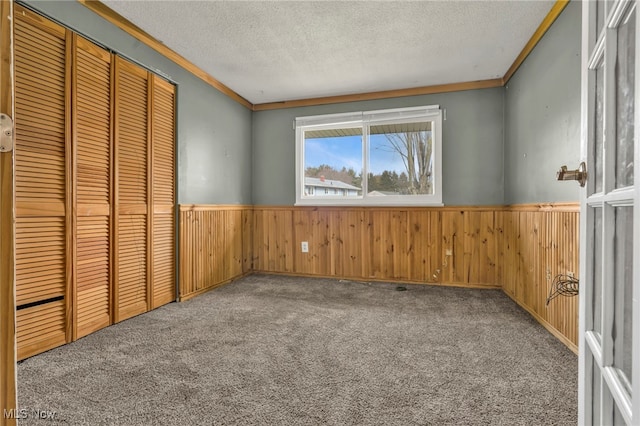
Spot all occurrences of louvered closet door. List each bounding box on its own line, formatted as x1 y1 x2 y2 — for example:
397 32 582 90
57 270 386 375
151 76 176 308
114 57 149 322
73 36 112 338
13 7 70 359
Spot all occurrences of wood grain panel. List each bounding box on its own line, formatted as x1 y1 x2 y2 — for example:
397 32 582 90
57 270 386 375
152 214 174 307
407 210 441 283
76 216 110 337
115 57 147 206
15 217 66 305
14 14 66 206
116 214 147 320
1 0 16 418
179 205 253 301
13 7 70 361
253 208 294 273
16 300 66 361
74 35 111 339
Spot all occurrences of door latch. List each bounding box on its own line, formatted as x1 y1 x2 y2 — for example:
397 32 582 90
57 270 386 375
556 162 587 187
0 113 14 152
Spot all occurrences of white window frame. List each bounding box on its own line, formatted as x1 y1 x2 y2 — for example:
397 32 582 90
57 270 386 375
295 105 443 206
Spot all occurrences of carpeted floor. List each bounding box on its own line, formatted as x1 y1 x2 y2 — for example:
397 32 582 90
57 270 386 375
17 274 577 425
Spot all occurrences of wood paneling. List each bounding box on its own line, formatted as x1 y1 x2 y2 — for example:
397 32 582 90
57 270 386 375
252 204 580 350
13 7 70 360
254 206 503 287
179 205 253 301
73 35 111 339
499 207 580 351
0 0 16 420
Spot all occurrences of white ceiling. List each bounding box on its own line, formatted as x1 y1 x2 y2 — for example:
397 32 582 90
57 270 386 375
101 0 556 105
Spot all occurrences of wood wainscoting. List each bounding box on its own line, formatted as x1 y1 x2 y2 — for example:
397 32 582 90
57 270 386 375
498 204 579 352
252 204 579 350
178 205 253 301
253 206 503 287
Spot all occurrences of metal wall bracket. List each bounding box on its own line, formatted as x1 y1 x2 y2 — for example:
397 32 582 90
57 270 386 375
0 113 14 152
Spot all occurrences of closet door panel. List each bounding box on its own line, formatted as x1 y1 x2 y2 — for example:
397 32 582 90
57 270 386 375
115 57 149 321
74 36 112 338
13 6 69 359
152 77 176 308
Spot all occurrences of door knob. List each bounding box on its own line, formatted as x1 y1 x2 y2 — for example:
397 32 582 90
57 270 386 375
556 162 587 187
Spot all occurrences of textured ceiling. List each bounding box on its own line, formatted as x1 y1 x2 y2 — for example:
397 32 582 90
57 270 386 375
101 0 556 105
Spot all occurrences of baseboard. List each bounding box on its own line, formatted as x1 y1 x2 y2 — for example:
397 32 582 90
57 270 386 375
178 271 252 302
252 270 502 289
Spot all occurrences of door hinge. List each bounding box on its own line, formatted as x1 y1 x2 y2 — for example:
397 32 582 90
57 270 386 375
0 113 14 152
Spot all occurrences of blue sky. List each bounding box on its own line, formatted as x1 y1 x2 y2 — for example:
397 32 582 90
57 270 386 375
305 135 407 175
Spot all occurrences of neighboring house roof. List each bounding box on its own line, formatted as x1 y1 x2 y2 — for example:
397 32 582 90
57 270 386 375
304 177 361 191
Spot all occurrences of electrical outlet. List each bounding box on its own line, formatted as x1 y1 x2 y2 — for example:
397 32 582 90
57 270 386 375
301 241 309 253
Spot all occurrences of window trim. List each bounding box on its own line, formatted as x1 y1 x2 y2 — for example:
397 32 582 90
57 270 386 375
295 105 443 206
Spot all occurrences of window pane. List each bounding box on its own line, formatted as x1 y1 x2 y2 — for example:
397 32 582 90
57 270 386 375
593 207 603 338
593 361 602 424
594 63 604 193
597 1 613 34
368 121 434 196
303 128 363 198
613 206 633 389
613 401 626 426
615 9 635 188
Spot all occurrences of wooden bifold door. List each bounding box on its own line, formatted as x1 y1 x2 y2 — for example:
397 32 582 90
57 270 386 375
13 5 176 360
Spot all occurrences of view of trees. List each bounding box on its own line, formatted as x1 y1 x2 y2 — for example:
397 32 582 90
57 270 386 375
380 131 433 194
305 131 433 195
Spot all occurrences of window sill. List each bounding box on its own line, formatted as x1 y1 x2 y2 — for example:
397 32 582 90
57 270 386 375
295 199 444 207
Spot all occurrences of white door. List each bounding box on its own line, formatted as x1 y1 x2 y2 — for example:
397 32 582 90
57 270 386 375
579 1 639 424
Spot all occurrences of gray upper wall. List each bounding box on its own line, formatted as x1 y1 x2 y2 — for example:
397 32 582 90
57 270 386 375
21 1 253 205
504 1 581 204
252 89 505 206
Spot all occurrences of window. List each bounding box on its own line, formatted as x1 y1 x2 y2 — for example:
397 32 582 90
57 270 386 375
295 105 443 206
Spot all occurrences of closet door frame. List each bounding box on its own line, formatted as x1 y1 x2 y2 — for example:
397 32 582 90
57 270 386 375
1 0 16 420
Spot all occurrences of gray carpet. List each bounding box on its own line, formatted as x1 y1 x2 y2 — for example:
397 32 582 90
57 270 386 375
17 274 577 425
